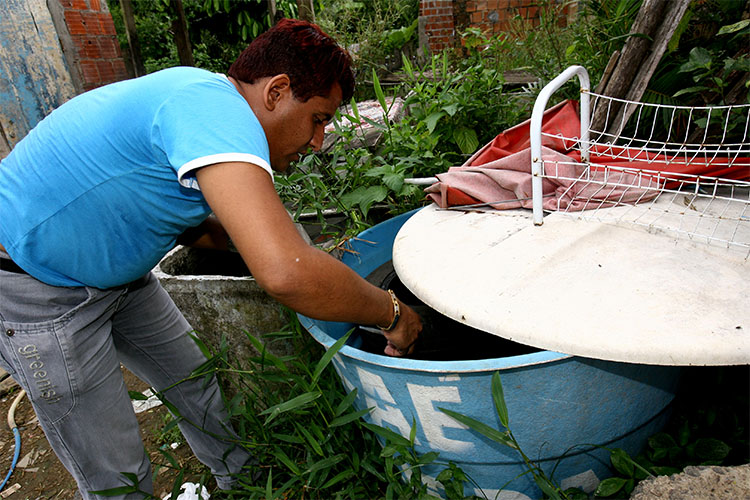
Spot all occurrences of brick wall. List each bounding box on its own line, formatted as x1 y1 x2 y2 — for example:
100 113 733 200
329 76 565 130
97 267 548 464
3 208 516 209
420 0 574 54
55 0 128 91
420 1 456 53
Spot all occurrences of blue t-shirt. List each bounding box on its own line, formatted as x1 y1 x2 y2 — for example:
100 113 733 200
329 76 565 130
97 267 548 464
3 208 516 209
0 67 272 288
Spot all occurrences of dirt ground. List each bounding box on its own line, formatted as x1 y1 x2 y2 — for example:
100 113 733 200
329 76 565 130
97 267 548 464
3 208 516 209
0 367 207 500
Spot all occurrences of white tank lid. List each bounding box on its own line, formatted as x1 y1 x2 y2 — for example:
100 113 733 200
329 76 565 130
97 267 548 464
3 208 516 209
392 204 750 366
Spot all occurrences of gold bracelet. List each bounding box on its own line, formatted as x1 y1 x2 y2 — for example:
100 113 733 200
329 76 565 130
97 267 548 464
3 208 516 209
378 289 401 332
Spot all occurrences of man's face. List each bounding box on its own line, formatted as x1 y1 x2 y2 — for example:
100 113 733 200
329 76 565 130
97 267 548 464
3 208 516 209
267 83 343 173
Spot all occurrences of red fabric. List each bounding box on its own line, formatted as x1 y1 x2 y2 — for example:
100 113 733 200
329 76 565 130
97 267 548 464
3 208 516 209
426 100 750 210
470 100 581 163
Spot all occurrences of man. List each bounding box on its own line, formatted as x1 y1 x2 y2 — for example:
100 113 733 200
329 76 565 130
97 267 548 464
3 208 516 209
0 18 421 499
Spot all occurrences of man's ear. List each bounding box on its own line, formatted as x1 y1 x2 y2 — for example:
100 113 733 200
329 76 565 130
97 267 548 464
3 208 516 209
263 74 291 111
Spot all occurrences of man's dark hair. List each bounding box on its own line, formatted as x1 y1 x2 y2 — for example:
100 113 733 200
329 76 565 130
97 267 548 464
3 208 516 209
228 18 354 103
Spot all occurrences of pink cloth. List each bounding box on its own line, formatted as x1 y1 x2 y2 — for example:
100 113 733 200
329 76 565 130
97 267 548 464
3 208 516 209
425 100 750 211
425 146 661 211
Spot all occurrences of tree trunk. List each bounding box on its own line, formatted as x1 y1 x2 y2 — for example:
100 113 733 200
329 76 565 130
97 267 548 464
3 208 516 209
118 0 145 77
297 0 315 22
171 0 194 67
590 0 690 138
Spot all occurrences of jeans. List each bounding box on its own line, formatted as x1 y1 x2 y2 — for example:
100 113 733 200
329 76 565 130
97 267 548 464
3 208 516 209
0 256 251 499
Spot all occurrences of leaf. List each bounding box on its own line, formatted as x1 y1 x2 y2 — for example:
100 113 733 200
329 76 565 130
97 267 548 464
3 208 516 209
453 127 479 155
381 172 404 193
534 474 562 500
562 487 589 500
259 392 321 425
341 185 386 213
688 47 713 68
649 432 677 450
362 117 388 132
312 329 352 383
491 372 509 428
188 332 213 359
158 448 180 469
418 451 440 465
610 448 635 477
329 407 372 427
402 53 414 79
297 423 325 456
265 469 273 500
409 417 418 445
436 468 453 482
425 111 445 133
595 477 627 497
360 457 386 482
161 415 182 436
272 449 301 475
272 432 304 444
305 454 346 475
372 69 389 116
90 485 138 496
169 469 184 500
349 97 361 124
651 447 668 461
381 444 398 458
321 469 355 489
242 330 287 372
128 390 148 401
362 422 411 447
442 103 459 116
334 388 359 417
717 19 750 35
358 186 389 216
694 438 731 461
386 482 395 500
624 478 635 495
438 407 517 449
156 394 181 417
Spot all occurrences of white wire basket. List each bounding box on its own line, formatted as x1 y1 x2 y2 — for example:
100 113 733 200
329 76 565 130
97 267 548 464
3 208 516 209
530 66 750 258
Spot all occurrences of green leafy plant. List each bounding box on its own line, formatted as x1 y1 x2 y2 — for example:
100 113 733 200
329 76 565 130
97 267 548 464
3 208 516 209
641 0 749 108
199 0 308 41
155 412 185 447
317 0 419 93
675 45 750 105
593 448 653 498
278 51 535 246
176 309 445 499
439 372 588 500
564 0 643 84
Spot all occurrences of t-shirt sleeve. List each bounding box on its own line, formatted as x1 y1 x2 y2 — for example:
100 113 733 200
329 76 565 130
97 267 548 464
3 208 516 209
151 77 272 189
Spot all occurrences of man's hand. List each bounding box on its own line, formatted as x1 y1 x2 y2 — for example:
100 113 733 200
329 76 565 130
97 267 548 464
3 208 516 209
383 298 422 357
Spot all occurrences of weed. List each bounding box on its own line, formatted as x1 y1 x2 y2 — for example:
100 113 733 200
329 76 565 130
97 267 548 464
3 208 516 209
155 412 185 448
190 309 441 498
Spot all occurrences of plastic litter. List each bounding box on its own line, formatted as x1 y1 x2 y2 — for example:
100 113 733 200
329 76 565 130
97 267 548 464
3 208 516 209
132 389 163 413
161 482 210 500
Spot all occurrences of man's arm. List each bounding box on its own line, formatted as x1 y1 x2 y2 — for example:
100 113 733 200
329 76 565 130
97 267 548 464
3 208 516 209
176 215 230 250
195 162 421 355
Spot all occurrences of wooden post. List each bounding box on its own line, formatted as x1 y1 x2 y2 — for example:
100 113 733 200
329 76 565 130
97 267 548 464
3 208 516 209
118 0 145 76
297 0 315 22
590 0 690 138
171 0 194 67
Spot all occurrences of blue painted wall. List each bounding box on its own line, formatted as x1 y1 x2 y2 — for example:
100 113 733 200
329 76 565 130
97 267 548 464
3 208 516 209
0 0 76 157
